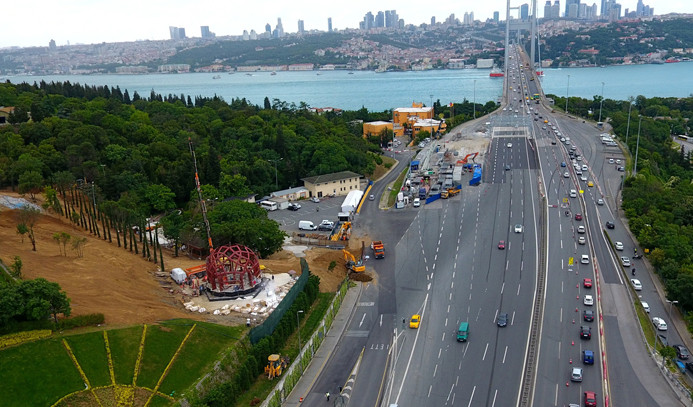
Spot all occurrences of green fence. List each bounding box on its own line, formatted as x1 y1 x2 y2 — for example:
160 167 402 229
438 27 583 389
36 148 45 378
249 258 309 344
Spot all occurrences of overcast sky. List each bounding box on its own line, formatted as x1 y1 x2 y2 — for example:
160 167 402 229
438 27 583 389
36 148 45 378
2 0 689 48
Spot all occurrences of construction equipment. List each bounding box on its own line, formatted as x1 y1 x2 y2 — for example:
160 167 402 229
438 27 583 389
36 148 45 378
447 188 460 197
265 354 289 379
343 249 365 273
456 152 479 165
371 241 385 259
440 189 449 199
331 221 352 241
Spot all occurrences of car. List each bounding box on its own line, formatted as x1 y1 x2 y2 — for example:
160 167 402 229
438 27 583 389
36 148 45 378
497 313 508 327
578 225 586 234
686 362 693 375
581 254 589 264
609 158 615 164
578 236 586 245
581 175 588 182
621 256 631 267
616 159 622 164
583 278 592 288
583 350 595 365
570 189 577 198
582 165 588 171
498 240 506 250
673 345 690 360
413 198 420 207
606 221 615 229
410 314 421 329
575 169 582 176
584 295 594 306
287 203 301 211
580 325 592 339
505 164 511 171
310 197 320 203
514 224 523 233
588 181 594 187
551 139 556 144
561 161 567 167
571 367 583 382
577 156 583 161
369 194 375 201
617 166 625 172
584 391 597 407
318 220 335 231
641 301 650 313
652 317 668 331
564 172 570 178
657 334 668 346
615 241 624 251
575 213 583 221
507 142 512 148
630 279 642 290
597 198 604 205
583 310 595 322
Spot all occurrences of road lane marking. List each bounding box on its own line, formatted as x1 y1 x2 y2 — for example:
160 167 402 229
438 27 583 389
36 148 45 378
501 282 505 294
482 343 489 361
467 385 476 407
516 284 521 295
560 307 563 323
451 281 454 289
438 348 442 359
380 314 383 327
502 346 508 363
359 313 366 327
511 311 516 325
492 389 499 407
428 384 432 397
433 364 438 377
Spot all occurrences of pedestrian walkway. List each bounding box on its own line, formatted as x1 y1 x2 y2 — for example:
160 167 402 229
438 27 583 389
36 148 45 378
283 282 362 406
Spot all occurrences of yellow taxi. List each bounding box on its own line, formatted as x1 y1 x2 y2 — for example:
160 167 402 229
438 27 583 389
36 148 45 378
588 181 594 187
410 314 421 329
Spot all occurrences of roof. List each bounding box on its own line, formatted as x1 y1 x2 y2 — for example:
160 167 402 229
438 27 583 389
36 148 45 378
395 107 432 114
0 106 15 114
270 186 308 197
365 121 391 126
302 171 361 185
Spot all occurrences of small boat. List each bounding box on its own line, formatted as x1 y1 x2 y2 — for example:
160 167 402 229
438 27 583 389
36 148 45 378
348 72 354 74
246 73 253 76
270 71 277 75
489 69 504 77
212 75 221 79
535 71 544 76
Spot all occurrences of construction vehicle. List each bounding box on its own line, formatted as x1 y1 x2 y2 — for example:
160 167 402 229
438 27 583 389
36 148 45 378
371 241 385 259
440 189 449 199
456 152 479 165
447 187 460 197
265 354 289 379
343 249 365 273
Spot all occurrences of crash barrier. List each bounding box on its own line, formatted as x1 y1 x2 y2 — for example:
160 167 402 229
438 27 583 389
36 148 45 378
249 259 309 344
261 278 350 407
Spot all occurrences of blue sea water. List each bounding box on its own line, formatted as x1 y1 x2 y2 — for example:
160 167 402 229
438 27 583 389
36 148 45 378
5 62 692 111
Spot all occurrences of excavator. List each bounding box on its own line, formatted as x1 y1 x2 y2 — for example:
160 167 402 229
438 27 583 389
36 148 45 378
342 249 365 273
456 152 478 165
265 354 289 379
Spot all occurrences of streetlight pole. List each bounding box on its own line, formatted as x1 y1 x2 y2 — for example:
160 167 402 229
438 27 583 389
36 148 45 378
625 96 633 146
634 116 642 174
267 158 283 189
296 310 304 352
565 74 570 114
429 94 433 111
473 80 477 119
598 81 605 123
666 300 678 318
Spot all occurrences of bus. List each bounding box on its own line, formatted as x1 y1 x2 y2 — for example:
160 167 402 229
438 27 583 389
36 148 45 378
677 135 689 141
260 200 278 211
532 93 541 100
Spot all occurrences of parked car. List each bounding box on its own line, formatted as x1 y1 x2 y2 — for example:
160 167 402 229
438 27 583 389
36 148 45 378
673 345 690 360
310 197 320 203
580 325 592 339
652 317 668 331
413 198 421 207
287 202 301 211
318 220 335 231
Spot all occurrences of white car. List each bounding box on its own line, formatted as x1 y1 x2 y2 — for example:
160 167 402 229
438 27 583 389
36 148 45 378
570 189 577 198
310 197 320 203
609 158 615 164
582 165 588 171
564 172 570 178
578 225 586 234
514 224 523 233
652 317 668 331
615 241 624 251
631 279 642 291
507 142 513 148
621 256 631 267
578 236 586 245
581 176 588 182
581 254 589 264
641 301 650 313
584 295 594 306
413 198 421 207
597 198 604 205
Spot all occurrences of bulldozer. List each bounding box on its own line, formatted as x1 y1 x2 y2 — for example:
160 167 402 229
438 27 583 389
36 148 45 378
343 249 365 273
265 354 289 379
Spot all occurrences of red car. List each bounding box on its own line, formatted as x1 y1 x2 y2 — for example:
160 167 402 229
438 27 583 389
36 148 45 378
498 240 505 250
575 213 583 221
583 278 592 288
584 391 597 407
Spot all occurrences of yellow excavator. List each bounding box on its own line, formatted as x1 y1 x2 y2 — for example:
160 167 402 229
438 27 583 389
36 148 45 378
343 249 365 273
265 354 289 379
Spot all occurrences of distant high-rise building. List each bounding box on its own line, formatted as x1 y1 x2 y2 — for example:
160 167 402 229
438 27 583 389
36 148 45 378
544 1 552 18
49 39 56 49
201 26 213 38
265 23 271 34
375 11 385 27
242 30 249 40
521 3 529 20
565 0 579 17
274 18 284 38
298 19 305 34
363 12 374 30
431 16 436 25
493 11 500 22
169 26 186 40
601 0 608 17
385 10 398 28
446 14 456 25
328 17 332 32
552 1 561 18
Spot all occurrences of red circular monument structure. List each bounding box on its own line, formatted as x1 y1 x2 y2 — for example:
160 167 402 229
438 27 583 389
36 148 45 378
205 244 262 293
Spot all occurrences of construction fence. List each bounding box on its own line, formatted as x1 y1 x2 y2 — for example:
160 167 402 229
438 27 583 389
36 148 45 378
261 278 350 407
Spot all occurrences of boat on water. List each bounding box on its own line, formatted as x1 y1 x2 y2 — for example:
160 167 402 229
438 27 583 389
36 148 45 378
489 69 504 78
212 75 221 79
535 71 544 76
246 73 253 76
665 58 680 63
348 72 354 74
270 71 277 75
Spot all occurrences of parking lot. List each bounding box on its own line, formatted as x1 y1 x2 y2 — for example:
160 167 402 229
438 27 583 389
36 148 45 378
266 195 345 234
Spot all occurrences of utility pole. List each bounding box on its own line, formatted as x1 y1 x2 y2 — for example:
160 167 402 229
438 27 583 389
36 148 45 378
598 81 605 123
268 158 283 189
625 96 634 146
634 116 642 174
473 80 477 119
565 75 570 114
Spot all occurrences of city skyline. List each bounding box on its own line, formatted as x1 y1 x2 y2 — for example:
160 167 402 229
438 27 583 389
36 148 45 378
2 0 690 48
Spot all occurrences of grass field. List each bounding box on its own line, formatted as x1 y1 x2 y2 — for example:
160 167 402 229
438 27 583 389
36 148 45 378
0 320 243 406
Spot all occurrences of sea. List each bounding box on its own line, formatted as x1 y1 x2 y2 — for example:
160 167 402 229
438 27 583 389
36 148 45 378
4 62 692 112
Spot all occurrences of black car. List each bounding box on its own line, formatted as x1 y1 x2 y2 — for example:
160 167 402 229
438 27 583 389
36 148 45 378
287 203 301 211
606 221 615 229
497 313 508 327
583 310 595 322
580 325 591 339
673 345 690 360
686 362 693 374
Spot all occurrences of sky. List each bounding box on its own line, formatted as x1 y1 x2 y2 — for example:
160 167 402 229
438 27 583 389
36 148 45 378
2 0 690 48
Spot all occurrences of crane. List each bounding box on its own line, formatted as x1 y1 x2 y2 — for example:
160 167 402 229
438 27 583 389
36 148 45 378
189 138 214 252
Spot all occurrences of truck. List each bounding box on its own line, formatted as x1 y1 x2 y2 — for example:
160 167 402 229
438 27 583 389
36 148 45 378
418 187 428 199
440 187 459 199
371 241 385 259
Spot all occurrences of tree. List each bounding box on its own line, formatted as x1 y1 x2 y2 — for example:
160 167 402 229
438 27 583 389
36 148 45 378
9 256 22 279
207 201 286 257
17 206 40 251
72 237 87 258
18 171 44 200
264 97 272 110
160 210 185 257
143 184 176 213
42 186 63 214
52 232 71 256
17 278 71 324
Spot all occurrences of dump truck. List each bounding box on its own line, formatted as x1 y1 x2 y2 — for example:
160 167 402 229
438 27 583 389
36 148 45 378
371 241 385 259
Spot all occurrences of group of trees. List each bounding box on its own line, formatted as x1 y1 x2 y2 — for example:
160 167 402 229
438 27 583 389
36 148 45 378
550 93 693 315
0 278 71 331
